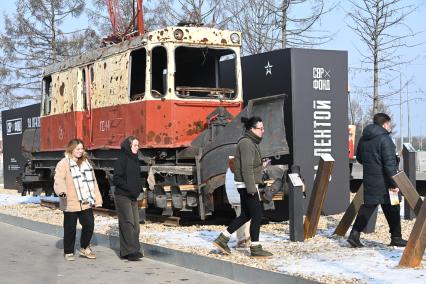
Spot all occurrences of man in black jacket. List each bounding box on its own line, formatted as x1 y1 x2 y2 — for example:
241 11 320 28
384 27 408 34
348 113 407 248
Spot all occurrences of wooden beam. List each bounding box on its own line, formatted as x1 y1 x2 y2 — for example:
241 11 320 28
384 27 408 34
162 184 197 191
304 154 334 240
399 198 426 267
334 185 364 236
392 171 423 215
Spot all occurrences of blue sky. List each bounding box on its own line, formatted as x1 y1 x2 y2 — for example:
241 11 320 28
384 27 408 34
1 0 425 138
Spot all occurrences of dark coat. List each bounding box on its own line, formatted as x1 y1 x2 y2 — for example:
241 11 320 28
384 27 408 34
113 138 143 200
356 123 398 205
234 130 263 194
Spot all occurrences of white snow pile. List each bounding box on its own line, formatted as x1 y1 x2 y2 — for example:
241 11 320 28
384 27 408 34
0 194 59 206
271 238 426 284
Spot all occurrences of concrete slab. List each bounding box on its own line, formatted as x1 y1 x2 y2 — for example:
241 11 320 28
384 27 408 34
0 213 317 284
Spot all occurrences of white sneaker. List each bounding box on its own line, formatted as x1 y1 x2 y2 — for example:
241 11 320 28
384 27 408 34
64 253 75 261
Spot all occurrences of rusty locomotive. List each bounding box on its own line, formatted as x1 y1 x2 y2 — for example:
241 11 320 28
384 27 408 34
19 23 289 220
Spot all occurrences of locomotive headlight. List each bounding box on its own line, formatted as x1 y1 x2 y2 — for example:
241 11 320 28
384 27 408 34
230 33 240 44
174 29 184 40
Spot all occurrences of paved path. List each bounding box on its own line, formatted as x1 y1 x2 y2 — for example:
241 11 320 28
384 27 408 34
0 221 242 284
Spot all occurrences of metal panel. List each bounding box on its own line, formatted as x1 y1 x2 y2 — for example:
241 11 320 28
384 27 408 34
1 104 41 188
195 94 289 183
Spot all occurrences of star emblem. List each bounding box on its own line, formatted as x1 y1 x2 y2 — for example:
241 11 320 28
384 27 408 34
265 61 273 76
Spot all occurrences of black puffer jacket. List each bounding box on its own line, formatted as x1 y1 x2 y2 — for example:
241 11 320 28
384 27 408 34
356 123 398 205
113 138 143 200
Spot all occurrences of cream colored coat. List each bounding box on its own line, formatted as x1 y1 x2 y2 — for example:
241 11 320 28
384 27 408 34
54 157 103 212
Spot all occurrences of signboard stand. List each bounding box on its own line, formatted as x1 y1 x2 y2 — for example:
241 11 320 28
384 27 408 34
402 143 416 220
288 172 304 242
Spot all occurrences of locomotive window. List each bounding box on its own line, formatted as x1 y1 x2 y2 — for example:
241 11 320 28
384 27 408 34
174 47 237 99
151 46 167 98
130 48 146 101
42 76 52 115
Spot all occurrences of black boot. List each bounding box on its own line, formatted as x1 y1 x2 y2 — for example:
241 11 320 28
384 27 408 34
250 244 273 258
347 230 364 248
213 233 231 255
389 237 407 247
127 252 142 261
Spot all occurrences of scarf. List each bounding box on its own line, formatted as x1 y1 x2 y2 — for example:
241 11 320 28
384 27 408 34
67 156 96 206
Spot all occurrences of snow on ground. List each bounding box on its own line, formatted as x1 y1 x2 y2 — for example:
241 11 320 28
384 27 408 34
0 191 425 284
271 237 426 284
0 193 59 206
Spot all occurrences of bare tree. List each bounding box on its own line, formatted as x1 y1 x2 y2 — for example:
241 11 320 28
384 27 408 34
88 0 141 39
225 0 279 55
144 0 229 29
225 0 335 55
349 98 397 149
347 0 418 114
0 0 98 106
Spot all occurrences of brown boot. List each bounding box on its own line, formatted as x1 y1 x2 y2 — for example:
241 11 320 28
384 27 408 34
213 233 231 255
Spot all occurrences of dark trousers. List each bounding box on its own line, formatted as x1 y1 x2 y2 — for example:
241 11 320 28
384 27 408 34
63 208 94 254
353 204 402 238
114 194 141 257
227 188 263 242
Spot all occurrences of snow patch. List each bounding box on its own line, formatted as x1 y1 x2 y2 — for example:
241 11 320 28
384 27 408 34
0 194 59 206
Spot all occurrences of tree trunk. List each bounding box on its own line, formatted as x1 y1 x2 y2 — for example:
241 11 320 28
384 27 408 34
372 2 380 114
281 0 289 49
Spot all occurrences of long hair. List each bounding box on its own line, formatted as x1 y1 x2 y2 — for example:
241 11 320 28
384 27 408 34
65 138 88 166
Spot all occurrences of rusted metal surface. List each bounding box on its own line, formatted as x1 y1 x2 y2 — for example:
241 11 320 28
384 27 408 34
193 94 289 184
41 98 242 151
90 99 242 149
44 27 240 76
176 86 235 99
145 214 181 226
40 112 78 151
304 154 334 240
48 70 78 115
334 184 364 236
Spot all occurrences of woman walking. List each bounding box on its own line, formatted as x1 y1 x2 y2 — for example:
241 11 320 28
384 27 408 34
213 116 273 258
54 138 103 261
113 136 144 261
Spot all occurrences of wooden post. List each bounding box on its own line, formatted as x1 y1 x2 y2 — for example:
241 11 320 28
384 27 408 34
399 198 426 268
334 185 363 236
402 143 417 220
303 154 334 240
288 173 304 242
196 149 206 220
392 171 423 216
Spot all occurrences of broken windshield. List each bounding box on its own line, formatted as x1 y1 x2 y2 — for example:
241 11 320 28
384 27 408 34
174 46 237 99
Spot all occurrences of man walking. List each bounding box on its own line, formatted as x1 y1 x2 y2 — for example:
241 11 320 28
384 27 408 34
348 113 407 248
